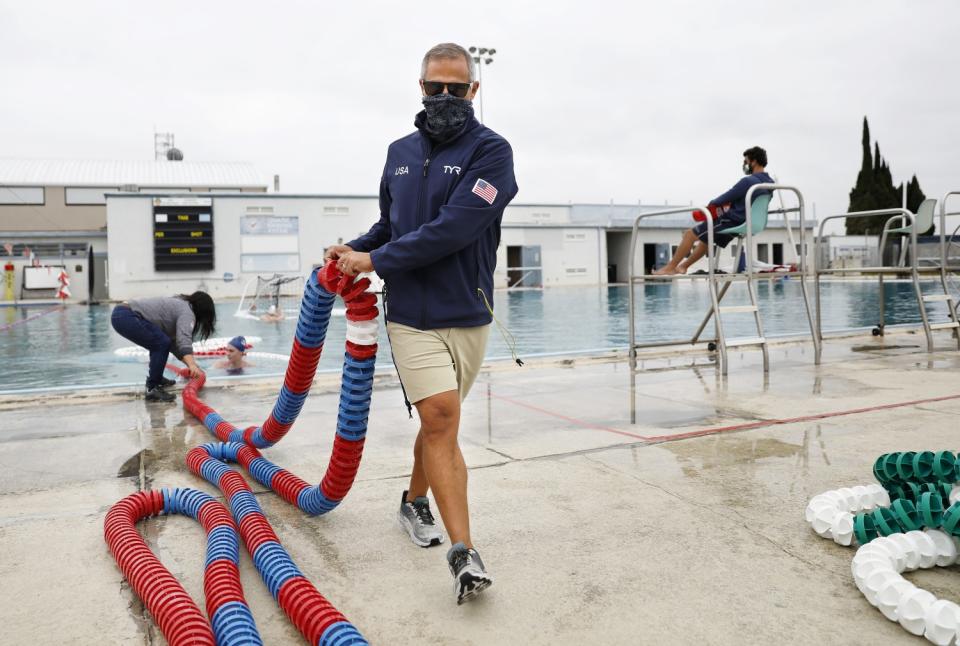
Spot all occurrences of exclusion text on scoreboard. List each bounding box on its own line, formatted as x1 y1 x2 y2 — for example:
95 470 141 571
152 197 214 271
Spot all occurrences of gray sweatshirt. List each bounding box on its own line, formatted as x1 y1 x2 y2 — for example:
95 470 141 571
128 297 196 359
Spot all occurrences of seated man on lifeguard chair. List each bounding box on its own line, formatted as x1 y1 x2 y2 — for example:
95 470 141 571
654 146 774 275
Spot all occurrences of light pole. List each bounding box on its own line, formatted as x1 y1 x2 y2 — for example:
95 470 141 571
468 46 496 123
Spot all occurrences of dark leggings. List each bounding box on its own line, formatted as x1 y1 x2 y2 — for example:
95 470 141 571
111 305 171 389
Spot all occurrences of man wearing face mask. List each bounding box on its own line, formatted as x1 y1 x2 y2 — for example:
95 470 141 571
654 146 773 275
325 42 518 605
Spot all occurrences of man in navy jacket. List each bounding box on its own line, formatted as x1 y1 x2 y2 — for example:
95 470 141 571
328 42 517 605
654 146 774 275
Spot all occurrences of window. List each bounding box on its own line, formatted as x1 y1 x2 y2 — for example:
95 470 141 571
65 187 118 205
0 186 44 205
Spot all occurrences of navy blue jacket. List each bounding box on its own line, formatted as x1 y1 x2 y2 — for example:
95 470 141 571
347 113 518 330
709 172 774 224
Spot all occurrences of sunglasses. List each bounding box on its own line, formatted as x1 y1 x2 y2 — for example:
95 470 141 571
422 80 472 98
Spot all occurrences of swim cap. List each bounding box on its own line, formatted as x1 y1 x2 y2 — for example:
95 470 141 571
228 336 246 353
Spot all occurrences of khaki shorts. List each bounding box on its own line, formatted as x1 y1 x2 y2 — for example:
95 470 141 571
386 322 491 404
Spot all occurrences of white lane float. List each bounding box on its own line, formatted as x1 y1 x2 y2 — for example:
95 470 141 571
806 473 960 645
114 336 265 358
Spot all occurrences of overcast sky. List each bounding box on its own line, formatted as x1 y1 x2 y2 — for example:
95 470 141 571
2 1 958 231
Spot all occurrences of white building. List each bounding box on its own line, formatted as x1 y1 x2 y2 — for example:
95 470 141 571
500 201 812 287
104 192 812 300
0 158 267 302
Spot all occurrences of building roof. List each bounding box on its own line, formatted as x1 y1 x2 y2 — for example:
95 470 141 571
0 158 266 188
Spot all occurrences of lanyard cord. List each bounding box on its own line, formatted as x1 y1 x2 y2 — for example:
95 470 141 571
477 287 523 367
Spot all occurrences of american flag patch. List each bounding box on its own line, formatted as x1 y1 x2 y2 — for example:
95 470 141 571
472 178 498 205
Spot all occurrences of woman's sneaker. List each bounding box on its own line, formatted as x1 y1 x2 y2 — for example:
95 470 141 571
447 542 493 605
397 490 444 547
145 386 175 402
145 377 177 389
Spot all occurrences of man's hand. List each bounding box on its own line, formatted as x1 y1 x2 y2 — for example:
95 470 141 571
324 244 353 264
336 251 374 276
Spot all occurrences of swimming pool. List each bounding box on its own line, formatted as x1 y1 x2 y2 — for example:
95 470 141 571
0 280 953 393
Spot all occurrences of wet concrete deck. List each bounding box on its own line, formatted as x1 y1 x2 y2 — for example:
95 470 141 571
1 330 959 645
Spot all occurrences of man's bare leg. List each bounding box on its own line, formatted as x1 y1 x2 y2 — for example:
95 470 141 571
414 389 471 547
678 241 710 272
407 431 429 500
653 229 700 275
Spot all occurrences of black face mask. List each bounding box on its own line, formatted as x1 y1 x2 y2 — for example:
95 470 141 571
420 94 474 141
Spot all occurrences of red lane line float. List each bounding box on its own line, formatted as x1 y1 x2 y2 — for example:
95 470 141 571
105 262 375 645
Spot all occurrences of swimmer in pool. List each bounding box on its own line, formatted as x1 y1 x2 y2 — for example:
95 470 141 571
214 336 253 373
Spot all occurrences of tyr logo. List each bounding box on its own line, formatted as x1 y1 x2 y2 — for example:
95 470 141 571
395 166 409 175
443 165 462 175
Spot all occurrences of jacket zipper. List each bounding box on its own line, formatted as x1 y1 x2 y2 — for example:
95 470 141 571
415 132 460 329
418 155 430 329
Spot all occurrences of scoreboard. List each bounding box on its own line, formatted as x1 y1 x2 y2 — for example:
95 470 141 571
153 197 214 271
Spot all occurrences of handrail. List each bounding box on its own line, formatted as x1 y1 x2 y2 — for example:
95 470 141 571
942 192 960 271
744 184 818 363
813 208 923 359
744 183 807 274
815 209 917 274
878 215 911 267
627 205 714 366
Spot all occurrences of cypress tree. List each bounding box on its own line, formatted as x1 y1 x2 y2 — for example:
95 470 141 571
847 118 875 228
845 117 926 235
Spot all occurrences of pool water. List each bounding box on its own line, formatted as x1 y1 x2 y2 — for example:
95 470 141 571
0 280 953 393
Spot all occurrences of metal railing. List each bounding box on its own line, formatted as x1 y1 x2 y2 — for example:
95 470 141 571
627 183 818 375
814 204 960 359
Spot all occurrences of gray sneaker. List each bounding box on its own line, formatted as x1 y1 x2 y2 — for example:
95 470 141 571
447 542 493 605
397 490 444 547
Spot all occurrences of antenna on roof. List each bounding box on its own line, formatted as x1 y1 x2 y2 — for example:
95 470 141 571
154 131 176 161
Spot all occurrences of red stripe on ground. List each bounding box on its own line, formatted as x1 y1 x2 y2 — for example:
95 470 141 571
489 389 960 445
642 392 960 443
487 392 650 440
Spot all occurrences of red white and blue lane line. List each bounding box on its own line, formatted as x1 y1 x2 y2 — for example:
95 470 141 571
187 444 364 645
181 263 378 515
104 488 260 646
105 262 376 645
